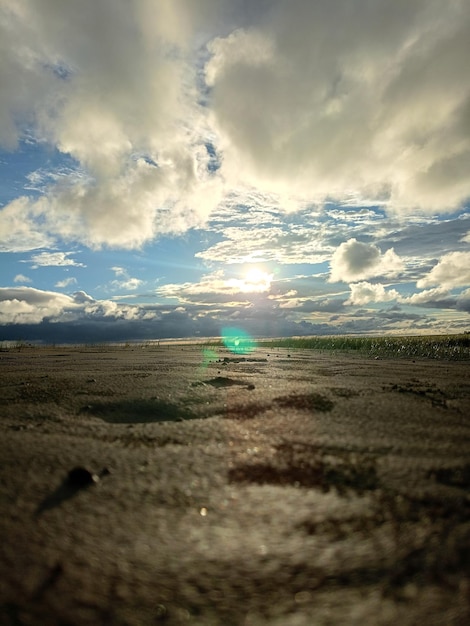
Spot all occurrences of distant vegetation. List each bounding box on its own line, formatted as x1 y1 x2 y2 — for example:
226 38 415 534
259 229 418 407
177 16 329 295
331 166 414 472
259 334 470 361
2 333 469 360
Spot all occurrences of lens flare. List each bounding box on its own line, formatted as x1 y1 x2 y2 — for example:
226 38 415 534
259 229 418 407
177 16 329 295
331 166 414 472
201 348 218 368
221 326 256 354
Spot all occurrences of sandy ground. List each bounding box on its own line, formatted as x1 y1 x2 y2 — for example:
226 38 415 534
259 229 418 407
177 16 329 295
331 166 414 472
0 344 469 625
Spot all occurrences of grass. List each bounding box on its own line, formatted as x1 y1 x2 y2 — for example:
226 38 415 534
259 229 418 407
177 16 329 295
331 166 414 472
259 334 470 360
2 334 469 360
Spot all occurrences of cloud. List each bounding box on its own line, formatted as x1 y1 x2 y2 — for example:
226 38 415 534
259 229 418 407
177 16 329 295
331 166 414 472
197 197 333 264
205 0 470 212
72 290 95 305
0 287 76 324
0 282 466 343
110 267 126 277
346 282 400 306
156 269 262 304
13 274 32 284
456 288 470 313
378 214 470 259
27 251 86 269
197 196 393 266
108 266 144 292
329 238 403 283
0 0 224 249
0 198 55 252
2 0 470 256
55 277 77 289
24 165 89 194
417 251 470 289
403 287 455 307
0 3 56 150
0 286 141 325
111 278 144 292
346 281 470 312
279 297 346 313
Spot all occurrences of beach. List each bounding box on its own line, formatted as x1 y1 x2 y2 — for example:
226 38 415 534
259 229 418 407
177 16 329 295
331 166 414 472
1 344 469 625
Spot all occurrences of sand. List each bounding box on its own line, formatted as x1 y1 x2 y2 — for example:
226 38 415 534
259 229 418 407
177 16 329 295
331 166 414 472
0 344 469 625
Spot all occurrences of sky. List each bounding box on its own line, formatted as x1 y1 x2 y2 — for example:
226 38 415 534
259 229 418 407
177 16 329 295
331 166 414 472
1 0 470 343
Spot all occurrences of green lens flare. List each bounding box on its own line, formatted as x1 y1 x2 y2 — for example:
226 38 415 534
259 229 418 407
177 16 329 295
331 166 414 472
201 348 218 368
221 327 256 355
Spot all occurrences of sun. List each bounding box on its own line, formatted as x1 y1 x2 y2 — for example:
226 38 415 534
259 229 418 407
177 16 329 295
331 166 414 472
238 267 273 293
225 266 274 294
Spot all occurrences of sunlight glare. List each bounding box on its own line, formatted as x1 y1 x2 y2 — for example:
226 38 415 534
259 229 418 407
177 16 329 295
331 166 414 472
221 326 256 354
238 267 273 293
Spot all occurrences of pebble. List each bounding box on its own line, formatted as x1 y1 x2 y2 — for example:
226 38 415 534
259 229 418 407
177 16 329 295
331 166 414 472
67 467 98 487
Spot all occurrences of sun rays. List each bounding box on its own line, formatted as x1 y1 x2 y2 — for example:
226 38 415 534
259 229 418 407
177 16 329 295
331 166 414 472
228 267 274 294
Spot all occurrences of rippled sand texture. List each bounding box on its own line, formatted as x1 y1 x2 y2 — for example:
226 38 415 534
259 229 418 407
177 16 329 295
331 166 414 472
1 345 469 625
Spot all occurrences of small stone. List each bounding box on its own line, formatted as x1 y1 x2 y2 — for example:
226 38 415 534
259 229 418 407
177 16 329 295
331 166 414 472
67 467 97 487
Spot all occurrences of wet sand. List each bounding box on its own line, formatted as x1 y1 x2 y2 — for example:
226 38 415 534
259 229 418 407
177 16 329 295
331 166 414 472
0 344 469 625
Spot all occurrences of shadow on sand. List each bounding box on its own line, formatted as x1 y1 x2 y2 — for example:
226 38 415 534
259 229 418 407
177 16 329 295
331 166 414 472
81 398 197 424
35 468 108 517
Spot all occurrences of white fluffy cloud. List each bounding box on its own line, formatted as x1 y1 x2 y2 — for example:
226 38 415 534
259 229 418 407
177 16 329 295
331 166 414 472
206 0 470 212
0 0 225 249
108 267 143 292
0 286 147 325
346 282 400 306
1 0 470 254
417 251 470 290
55 277 77 289
0 198 54 252
13 274 32 284
0 287 76 324
28 251 85 268
329 238 403 283
403 287 453 306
